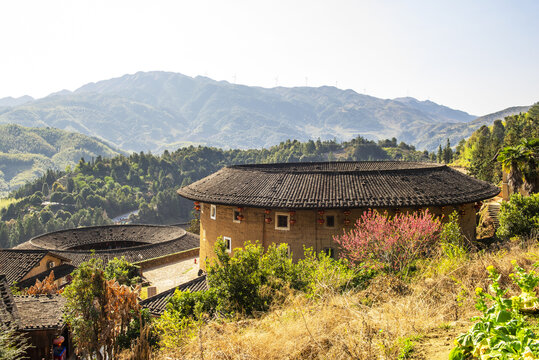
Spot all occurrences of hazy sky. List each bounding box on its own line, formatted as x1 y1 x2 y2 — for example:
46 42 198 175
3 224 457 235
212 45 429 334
0 0 537 115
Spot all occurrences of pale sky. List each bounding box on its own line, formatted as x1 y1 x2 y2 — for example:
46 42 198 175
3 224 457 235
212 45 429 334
0 0 537 115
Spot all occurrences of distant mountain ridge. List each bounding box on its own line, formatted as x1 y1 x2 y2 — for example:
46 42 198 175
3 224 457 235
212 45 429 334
0 124 122 196
0 71 530 152
0 95 34 107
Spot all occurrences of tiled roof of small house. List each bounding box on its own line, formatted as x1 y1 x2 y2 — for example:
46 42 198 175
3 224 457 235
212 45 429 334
0 274 20 327
13 295 66 330
177 161 500 209
140 275 208 316
16 263 77 289
0 249 69 285
14 225 200 266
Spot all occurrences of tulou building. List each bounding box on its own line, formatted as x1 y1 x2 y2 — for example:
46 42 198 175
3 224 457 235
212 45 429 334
177 161 500 268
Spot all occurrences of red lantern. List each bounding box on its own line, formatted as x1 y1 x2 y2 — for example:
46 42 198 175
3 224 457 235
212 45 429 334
317 218 325 224
344 219 351 226
194 201 200 206
237 214 244 221
290 219 296 225
237 207 244 212
264 209 271 215
343 210 351 216
194 205 201 211
289 210 296 216
265 217 272 224
318 210 325 216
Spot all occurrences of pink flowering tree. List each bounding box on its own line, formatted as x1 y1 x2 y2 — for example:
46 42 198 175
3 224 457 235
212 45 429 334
334 209 442 273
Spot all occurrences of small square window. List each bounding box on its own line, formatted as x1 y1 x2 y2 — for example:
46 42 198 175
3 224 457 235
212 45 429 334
233 210 241 223
223 236 232 253
323 248 335 258
325 215 335 228
210 205 216 220
275 213 290 230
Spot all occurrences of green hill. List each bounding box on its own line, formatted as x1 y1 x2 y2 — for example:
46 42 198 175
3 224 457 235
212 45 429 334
0 124 122 196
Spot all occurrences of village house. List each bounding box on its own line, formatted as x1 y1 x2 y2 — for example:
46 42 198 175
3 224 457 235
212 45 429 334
177 161 500 269
0 274 72 360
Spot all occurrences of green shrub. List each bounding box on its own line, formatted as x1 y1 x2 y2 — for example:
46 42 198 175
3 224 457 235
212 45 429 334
450 264 539 359
104 257 141 286
440 211 467 259
496 193 539 239
296 247 375 298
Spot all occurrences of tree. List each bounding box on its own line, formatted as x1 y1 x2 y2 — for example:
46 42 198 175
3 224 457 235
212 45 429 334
104 257 141 286
443 138 453 164
0 327 31 360
63 258 141 360
497 138 538 194
333 209 442 273
437 144 443 163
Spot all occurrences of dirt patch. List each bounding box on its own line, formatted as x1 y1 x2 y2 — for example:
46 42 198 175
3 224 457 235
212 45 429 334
412 321 471 359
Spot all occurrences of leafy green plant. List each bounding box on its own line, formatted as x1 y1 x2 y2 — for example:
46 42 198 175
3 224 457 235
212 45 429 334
450 264 539 360
497 193 539 240
104 256 141 286
440 211 467 259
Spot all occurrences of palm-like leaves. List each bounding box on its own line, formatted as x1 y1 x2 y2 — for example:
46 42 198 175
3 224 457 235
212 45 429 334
498 138 539 194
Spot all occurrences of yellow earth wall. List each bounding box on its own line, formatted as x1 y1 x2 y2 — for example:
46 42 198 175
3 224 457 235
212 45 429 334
198 202 477 270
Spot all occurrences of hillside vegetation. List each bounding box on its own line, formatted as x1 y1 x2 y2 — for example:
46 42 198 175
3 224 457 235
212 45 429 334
0 124 122 197
452 103 539 184
0 71 487 152
0 136 428 248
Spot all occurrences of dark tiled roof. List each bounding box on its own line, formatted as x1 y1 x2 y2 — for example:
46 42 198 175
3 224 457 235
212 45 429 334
178 161 500 209
15 225 200 266
0 250 50 285
0 274 20 327
16 263 77 289
140 275 208 316
14 295 66 330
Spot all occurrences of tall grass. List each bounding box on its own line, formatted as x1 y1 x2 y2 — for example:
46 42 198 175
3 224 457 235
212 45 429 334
155 242 539 359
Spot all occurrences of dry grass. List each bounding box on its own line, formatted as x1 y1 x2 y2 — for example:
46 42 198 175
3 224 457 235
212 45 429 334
154 240 539 360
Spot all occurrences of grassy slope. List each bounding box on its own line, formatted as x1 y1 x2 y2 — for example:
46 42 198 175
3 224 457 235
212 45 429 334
155 241 539 360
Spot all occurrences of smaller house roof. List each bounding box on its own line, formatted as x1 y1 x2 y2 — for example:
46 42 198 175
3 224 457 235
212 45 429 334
13 295 66 330
0 249 70 285
16 263 77 289
0 274 20 328
140 275 208 316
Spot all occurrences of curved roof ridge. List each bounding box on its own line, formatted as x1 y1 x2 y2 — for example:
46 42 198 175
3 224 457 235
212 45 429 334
228 161 444 174
178 161 500 209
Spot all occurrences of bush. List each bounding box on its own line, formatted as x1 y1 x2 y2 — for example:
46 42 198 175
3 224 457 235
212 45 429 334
206 240 297 315
497 193 539 240
296 247 375 298
440 211 467 259
104 257 141 286
450 264 539 359
334 209 442 273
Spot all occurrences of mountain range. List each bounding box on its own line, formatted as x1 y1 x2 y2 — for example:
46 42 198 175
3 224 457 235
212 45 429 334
0 72 531 152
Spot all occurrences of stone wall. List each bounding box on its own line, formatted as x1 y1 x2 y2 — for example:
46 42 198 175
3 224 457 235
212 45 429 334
135 248 200 271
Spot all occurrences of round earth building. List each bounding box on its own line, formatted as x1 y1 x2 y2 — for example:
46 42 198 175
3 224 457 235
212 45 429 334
177 161 500 269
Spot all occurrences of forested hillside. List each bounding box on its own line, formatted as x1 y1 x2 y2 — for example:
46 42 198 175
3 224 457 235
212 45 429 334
0 124 122 196
452 103 539 184
0 136 429 248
